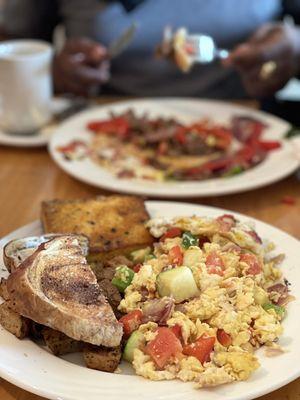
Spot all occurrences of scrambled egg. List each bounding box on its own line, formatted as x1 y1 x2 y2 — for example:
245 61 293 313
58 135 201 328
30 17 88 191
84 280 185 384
121 215 291 389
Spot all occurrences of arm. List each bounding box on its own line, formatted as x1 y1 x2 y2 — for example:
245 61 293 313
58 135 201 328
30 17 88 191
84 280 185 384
53 0 110 96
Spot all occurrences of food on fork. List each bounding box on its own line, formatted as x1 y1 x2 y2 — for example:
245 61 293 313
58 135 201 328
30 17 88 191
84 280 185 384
156 26 194 72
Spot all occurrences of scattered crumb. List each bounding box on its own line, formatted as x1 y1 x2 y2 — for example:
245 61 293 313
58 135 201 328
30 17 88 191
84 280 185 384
284 278 291 287
114 367 122 374
281 196 296 205
23 353 28 357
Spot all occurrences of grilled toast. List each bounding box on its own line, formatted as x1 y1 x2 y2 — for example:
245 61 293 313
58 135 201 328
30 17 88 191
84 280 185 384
41 196 154 261
7 235 123 347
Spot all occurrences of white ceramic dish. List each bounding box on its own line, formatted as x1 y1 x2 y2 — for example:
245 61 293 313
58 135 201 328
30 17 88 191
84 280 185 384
49 98 299 197
0 201 299 400
0 98 70 147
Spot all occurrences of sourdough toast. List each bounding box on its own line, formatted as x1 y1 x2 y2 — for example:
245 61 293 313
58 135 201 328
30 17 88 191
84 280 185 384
41 196 153 261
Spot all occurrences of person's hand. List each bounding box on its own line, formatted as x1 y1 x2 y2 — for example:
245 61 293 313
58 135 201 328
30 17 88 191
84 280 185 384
223 23 300 98
53 38 110 96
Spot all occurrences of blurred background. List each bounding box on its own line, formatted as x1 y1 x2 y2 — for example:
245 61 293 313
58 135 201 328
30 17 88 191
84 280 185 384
0 0 300 125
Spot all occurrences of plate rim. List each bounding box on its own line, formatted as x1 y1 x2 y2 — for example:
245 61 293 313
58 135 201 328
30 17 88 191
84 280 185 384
0 200 300 400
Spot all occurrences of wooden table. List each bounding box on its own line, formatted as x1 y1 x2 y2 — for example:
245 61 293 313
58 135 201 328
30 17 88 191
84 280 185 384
0 99 299 400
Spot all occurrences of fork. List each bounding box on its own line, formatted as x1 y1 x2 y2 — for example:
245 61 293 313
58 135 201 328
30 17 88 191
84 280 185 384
184 34 229 64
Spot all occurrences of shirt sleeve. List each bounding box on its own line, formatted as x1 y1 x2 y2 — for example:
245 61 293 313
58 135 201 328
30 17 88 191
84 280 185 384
58 0 107 39
1 0 60 42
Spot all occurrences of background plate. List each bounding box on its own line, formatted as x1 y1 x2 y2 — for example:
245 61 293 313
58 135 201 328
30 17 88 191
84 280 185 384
49 98 299 197
0 201 300 400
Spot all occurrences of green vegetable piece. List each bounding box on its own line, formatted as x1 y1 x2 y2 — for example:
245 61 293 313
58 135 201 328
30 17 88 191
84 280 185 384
182 231 199 249
156 266 199 303
145 253 156 261
112 265 135 293
123 330 145 363
224 165 244 177
285 126 300 138
263 303 285 317
130 247 151 263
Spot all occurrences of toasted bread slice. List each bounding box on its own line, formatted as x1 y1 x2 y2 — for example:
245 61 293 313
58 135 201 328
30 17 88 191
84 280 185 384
42 327 83 356
7 236 123 347
0 278 9 301
41 196 153 260
83 344 121 372
0 302 30 339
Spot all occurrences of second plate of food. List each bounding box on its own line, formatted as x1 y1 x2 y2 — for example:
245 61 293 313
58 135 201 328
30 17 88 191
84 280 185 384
49 98 298 197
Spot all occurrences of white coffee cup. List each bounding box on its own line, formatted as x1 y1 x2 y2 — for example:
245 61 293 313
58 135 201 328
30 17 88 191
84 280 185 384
0 40 53 135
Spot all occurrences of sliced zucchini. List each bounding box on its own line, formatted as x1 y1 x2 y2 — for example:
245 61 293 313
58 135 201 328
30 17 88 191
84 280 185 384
156 266 199 303
112 265 135 293
123 330 145 363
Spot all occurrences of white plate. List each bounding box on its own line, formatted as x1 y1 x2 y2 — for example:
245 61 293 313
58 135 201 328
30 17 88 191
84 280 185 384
0 98 70 148
0 201 299 400
49 98 299 197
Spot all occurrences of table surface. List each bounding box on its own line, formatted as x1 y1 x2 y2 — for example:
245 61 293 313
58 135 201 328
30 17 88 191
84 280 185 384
0 99 299 400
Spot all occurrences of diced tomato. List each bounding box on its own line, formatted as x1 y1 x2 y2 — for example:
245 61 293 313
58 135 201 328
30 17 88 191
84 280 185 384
145 327 183 369
184 43 196 55
235 145 256 164
175 127 188 144
86 117 129 138
240 253 262 275
119 310 143 338
216 214 235 232
281 195 296 205
133 263 142 273
168 245 183 265
187 157 232 176
257 140 281 151
183 334 215 364
217 329 232 347
57 140 87 153
206 252 225 276
170 324 182 340
160 227 182 241
157 141 169 155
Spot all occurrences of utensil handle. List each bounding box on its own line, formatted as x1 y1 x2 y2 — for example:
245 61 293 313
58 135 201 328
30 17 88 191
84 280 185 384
217 49 229 60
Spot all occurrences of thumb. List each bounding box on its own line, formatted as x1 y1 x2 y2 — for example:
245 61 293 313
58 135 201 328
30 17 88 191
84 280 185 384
224 43 264 68
65 38 108 64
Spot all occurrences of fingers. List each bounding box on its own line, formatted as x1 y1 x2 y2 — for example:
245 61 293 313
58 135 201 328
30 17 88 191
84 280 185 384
222 23 299 97
68 57 110 85
64 38 108 65
53 37 110 96
225 24 292 70
238 61 293 98
223 43 264 68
